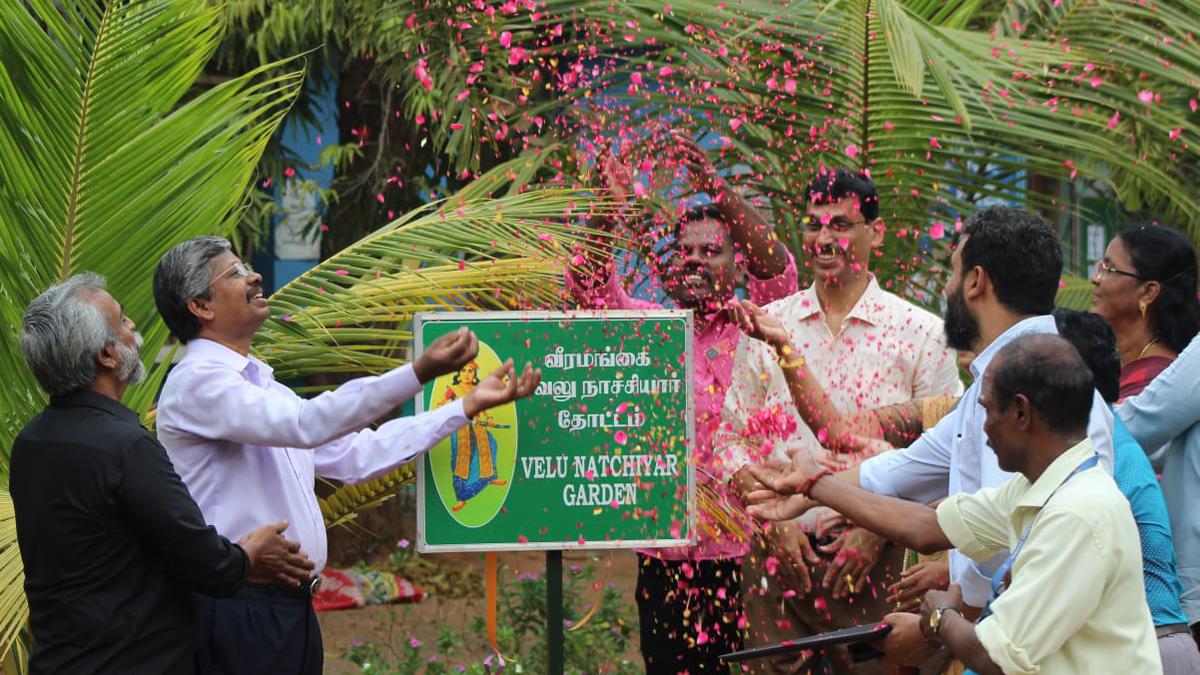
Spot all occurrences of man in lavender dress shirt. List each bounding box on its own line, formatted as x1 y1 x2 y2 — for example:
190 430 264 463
152 236 541 675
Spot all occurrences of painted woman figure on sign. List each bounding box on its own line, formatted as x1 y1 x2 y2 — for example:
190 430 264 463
437 360 508 511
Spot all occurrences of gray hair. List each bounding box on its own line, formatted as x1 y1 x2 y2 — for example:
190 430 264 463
20 273 117 397
153 236 231 342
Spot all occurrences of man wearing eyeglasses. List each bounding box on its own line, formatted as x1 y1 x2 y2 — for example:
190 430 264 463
718 168 962 673
151 236 542 675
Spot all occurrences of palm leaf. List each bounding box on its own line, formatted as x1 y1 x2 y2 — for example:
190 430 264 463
515 0 1200 294
319 466 416 530
1056 274 1095 312
0 489 23 672
256 187 608 383
0 0 305 464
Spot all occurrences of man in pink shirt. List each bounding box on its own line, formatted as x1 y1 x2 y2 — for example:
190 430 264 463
567 133 798 673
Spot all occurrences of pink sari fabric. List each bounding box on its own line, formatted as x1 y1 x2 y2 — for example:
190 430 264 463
1118 355 1174 402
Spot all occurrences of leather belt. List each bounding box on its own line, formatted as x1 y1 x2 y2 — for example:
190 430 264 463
246 576 322 598
1156 622 1190 638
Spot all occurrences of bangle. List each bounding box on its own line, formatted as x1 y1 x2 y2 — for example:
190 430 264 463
795 468 834 496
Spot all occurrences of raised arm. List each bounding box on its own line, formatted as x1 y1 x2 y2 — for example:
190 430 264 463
673 131 790 280
571 143 634 287
728 299 891 454
316 360 541 484
162 330 478 450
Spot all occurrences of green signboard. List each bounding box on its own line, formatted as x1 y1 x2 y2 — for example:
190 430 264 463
415 311 695 552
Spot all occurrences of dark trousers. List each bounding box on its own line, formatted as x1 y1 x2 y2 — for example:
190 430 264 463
193 583 322 675
636 553 744 674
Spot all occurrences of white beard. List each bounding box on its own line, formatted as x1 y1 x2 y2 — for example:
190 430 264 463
116 331 146 386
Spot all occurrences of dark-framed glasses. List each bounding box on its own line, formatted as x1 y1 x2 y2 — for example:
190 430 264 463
1094 259 1144 281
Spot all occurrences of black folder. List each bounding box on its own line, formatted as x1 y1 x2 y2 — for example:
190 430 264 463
720 622 892 663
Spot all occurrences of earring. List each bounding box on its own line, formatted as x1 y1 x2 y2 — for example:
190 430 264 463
1139 301 1148 319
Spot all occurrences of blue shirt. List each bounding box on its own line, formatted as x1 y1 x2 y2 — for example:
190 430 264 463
1118 334 1200 624
1112 413 1189 627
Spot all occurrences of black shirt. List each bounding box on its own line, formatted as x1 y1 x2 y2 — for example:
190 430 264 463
11 390 249 674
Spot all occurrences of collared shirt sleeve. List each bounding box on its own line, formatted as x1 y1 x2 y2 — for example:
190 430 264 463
119 436 249 597
564 265 660 311
1117 336 1200 453
314 400 470 483
858 408 955 503
911 329 964 400
164 361 423 450
935 484 1014 562
746 249 799 305
971 509 1108 675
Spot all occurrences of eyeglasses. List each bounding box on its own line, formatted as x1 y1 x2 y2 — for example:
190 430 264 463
1094 260 1144 281
803 216 865 234
215 260 256 281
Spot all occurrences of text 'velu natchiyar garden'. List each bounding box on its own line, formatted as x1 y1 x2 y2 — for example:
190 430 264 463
416 311 694 552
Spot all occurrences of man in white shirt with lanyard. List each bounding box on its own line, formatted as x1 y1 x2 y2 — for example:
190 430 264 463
152 236 541 675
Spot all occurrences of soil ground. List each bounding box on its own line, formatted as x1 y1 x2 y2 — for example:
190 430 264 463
320 548 642 673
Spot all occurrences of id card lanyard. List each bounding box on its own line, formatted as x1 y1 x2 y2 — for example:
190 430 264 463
978 453 1100 622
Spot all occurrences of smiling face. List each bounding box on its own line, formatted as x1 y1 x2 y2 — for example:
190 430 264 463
802 198 881 287
197 250 269 337
1090 236 1144 328
663 217 739 310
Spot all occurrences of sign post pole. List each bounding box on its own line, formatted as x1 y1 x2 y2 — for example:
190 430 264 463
546 550 564 675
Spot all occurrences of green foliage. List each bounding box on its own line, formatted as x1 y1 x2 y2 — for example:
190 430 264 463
381 544 481 600
0 0 304 663
214 0 1200 299
343 563 638 675
479 564 638 674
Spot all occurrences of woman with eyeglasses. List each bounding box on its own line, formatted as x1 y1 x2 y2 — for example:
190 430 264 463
1090 224 1200 400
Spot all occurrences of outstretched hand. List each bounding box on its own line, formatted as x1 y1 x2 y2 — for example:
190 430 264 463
819 526 886 599
463 359 542 417
728 299 791 351
743 456 824 521
414 328 480 384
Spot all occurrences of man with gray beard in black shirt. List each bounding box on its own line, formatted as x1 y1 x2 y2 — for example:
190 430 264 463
10 273 313 674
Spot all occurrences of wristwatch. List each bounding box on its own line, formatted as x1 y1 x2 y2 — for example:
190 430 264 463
929 602 962 639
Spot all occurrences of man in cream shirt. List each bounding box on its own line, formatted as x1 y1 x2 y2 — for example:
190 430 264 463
718 169 962 672
746 333 1161 675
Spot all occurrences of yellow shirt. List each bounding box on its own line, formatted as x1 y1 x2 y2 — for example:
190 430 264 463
936 439 1162 675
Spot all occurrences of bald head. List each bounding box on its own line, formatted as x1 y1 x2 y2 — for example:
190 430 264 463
989 333 1094 437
